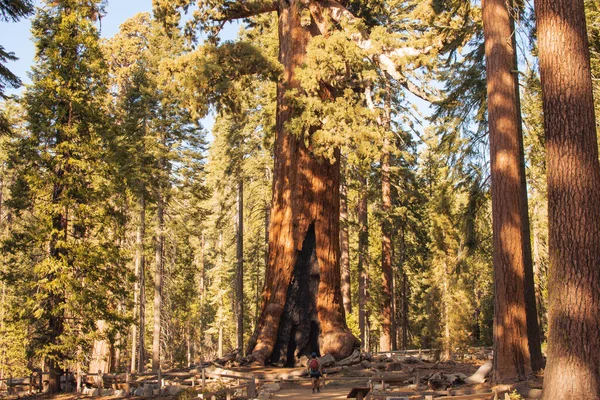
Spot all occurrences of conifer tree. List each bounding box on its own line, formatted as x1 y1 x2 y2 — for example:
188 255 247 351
4 0 130 392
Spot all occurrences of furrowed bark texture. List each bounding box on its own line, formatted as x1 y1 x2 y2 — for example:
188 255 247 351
357 174 369 351
482 0 532 382
340 178 352 315
534 0 600 398
380 136 394 352
246 0 358 364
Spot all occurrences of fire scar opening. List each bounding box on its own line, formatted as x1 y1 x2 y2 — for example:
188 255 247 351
270 224 321 366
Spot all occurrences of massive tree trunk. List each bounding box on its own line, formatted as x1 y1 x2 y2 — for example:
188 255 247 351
534 0 600 398
246 0 358 364
482 0 533 382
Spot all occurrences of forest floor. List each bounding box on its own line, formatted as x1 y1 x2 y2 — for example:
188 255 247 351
1 360 543 399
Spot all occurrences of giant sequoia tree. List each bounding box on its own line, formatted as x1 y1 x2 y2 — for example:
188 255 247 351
534 0 600 397
155 0 448 364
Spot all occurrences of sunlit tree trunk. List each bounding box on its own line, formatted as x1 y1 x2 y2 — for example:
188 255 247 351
236 179 244 354
246 0 357 364
534 0 600 397
340 177 352 316
152 188 164 372
357 173 369 352
482 0 533 381
380 88 395 350
132 196 146 373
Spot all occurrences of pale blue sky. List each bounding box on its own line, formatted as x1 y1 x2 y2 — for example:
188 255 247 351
0 0 239 95
0 0 241 132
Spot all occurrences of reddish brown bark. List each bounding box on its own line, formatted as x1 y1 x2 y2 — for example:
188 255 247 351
246 0 358 364
340 177 352 316
534 0 600 398
356 172 370 351
482 0 532 382
380 136 394 352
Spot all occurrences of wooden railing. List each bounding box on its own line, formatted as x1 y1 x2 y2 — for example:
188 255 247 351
0 368 257 399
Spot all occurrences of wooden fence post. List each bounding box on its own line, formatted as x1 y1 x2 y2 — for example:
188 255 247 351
8 376 12 395
202 369 206 392
76 364 81 394
157 368 162 395
38 372 43 393
247 377 256 398
125 371 130 397
97 370 103 396
29 373 34 394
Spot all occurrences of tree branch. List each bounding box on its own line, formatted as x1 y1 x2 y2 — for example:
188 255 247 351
321 0 435 80
214 1 279 22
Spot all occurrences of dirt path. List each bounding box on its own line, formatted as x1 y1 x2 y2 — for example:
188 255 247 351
273 381 358 399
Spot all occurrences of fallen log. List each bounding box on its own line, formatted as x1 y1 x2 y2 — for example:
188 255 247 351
465 360 492 384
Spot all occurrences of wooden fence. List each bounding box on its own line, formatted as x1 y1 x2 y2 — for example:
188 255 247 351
0 368 257 399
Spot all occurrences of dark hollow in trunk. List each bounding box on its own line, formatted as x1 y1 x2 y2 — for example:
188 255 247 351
271 225 321 366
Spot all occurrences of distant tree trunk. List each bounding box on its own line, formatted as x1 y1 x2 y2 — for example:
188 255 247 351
401 271 409 349
236 179 244 355
380 132 394 351
246 0 358 364
132 196 146 373
152 190 164 372
340 177 352 316
482 0 532 382
443 262 451 360
357 173 369 351
138 196 147 373
47 172 67 393
534 0 600 397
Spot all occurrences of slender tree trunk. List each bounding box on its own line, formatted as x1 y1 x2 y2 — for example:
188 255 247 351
138 196 147 373
152 191 164 372
401 271 408 349
509 11 544 372
236 179 244 355
132 196 145 373
357 173 369 351
443 262 451 361
534 0 600 397
47 177 67 393
380 132 394 351
482 0 532 382
340 176 352 316
246 0 357 364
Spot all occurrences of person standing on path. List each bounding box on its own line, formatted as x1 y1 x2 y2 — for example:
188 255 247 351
308 353 322 393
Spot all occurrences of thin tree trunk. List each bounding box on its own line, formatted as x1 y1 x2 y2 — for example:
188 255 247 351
138 196 147 373
340 176 352 316
482 0 532 382
443 262 451 361
152 191 164 372
357 173 369 351
509 9 543 372
132 196 145 373
236 179 244 355
380 132 394 351
534 0 600 397
402 271 409 349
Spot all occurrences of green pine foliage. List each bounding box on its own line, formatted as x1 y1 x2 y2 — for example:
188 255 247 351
3 0 131 371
